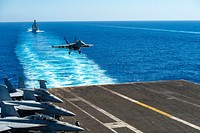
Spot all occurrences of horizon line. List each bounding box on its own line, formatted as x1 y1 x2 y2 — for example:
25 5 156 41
0 19 200 23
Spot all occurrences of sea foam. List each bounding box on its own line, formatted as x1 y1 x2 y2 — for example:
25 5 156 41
16 31 116 88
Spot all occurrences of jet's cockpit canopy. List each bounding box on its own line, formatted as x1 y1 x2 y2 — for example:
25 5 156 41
43 102 55 107
77 40 85 44
35 88 50 95
26 114 56 121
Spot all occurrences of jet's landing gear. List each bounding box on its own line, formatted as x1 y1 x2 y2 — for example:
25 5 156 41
78 51 81 54
69 49 72 54
55 115 61 120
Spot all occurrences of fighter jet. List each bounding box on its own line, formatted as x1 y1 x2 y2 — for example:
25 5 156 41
32 79 63 103
4 77 63 103
0 103 84 132
0 85 75 118
52 37 93 54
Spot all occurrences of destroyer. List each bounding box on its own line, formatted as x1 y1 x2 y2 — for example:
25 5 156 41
32 19 39 33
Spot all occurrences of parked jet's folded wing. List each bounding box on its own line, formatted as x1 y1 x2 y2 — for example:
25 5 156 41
0 122 46 132
4 101 45 111
0 125 11 132
17 105 46 111
10 91 23 98
9 123 46 129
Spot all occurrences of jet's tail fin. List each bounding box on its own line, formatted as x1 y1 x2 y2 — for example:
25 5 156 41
38 80 47 89
18 76 25 89
64 37 69 44
23 89 36 101
1 102 19 118
0 85 12 101
4 78 16 93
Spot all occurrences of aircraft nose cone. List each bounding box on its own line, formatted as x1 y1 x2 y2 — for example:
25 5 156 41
60 122 84 132
65 110 76 117
68 124 84 132
75 126 84 131
59 108 76 116
51 95 63 103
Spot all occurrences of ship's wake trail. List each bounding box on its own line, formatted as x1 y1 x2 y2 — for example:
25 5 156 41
15 32 116 88
99 25 200 35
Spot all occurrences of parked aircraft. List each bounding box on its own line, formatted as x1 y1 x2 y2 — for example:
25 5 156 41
52 37 93 54
4 77 63 103
0 103 84 132
0 85 75 118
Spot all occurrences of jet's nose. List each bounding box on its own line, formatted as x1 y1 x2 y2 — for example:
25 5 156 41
59 121 85 132
66 123 84 132
51 94 63 103
74 126 84 131
59 108 76 116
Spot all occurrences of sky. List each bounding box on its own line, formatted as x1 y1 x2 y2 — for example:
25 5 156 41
0 0 200 22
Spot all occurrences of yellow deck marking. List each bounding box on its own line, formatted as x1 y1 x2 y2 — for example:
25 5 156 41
135 101 172 117
99 86 200 131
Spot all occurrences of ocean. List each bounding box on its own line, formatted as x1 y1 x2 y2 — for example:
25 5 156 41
0 21 200 88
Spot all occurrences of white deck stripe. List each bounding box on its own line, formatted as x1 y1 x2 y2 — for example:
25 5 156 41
67 98 80 102
60 88 143 133
142 83 200 108
57 93 118 133
70 92 143 133
99 85 200 131
105 121 131 128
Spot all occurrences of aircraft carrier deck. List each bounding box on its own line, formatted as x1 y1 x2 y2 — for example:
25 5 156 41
49 80 200 133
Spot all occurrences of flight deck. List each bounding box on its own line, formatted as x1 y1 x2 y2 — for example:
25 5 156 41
49 80 200 133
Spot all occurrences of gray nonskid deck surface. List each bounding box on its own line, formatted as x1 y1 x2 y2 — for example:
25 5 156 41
50 80 200 133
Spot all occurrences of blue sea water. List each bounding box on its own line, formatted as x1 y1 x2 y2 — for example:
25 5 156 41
0 21 200 88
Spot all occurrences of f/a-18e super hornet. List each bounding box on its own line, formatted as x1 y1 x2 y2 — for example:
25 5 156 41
0 85 75 118
52 37 93 54
4 77 63 103
0 103 84 133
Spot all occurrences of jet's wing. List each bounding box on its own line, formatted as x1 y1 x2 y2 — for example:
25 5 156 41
81 44 93 47
9 122 46 129
52 43 75 49
4 101 45 111
16 105 46 111
0 125 11 132
52 45 69 48
0 123 46 132
10 91 23 98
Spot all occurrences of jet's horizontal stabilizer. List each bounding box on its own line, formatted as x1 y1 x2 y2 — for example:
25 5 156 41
0 85 12 101
23 89 36 101
1 102 19 118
